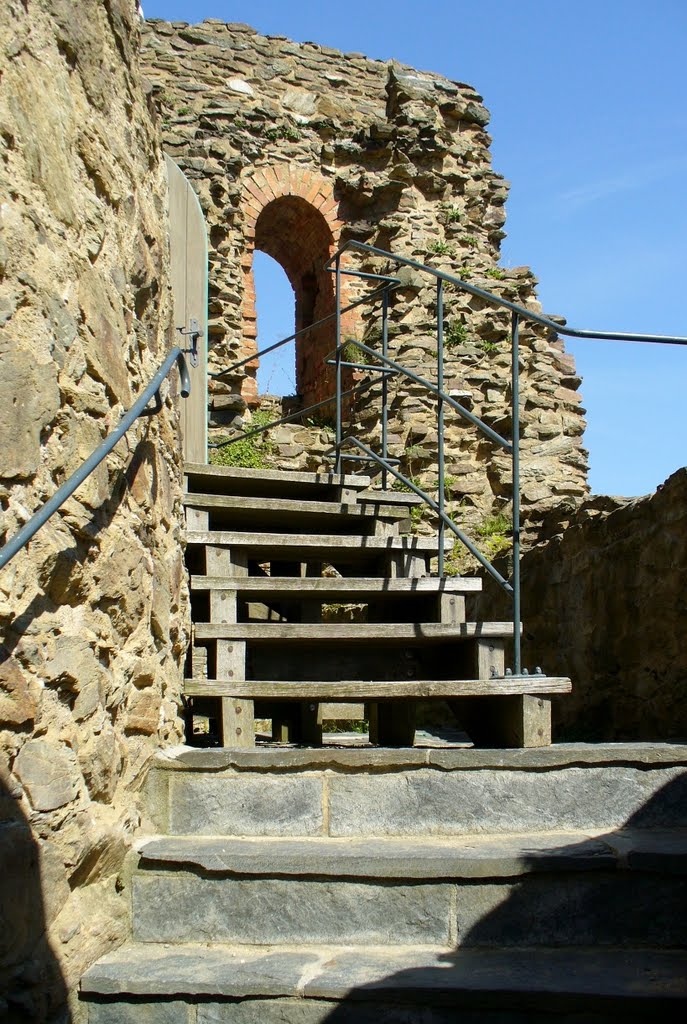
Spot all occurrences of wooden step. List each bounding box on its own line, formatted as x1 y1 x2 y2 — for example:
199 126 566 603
184 492 409 531
184 677 571 699
186 530 450 557
193 621 514 643
357 487 425 506
184 463 370 499
137 830 623 878
190 575 482 596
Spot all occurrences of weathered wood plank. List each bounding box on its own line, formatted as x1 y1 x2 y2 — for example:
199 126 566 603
375 702 417 747
186 530 452 553
184 463 370 490
184 677 572 699
190 576 482 595
184 493 407 519
194 621 516 642
167 157 207 465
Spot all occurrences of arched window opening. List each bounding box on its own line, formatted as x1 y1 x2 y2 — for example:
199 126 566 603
254 251 296 397
253 195 338 410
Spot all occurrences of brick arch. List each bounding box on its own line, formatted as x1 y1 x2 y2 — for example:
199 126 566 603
240 166 359 409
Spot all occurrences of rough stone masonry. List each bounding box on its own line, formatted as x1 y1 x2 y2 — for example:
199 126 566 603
0 2 186 1019
140 19 589 537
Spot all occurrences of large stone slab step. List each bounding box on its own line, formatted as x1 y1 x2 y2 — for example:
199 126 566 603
81 944 687 1020
184 677 570 699
130 830 687 949
146 744 687 838
131 860 687 947
185 463 370 499
140 830 678 877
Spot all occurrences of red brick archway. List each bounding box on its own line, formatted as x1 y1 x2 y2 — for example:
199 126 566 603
240 167 359 409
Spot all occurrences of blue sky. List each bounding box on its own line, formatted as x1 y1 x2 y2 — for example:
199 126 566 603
144 1 687 496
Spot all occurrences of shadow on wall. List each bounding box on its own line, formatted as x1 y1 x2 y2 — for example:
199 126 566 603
318 772 687 1023
0 772 70 1022
1 435 160 656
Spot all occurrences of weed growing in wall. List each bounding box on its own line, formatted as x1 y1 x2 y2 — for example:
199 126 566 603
444 320 468 347
209 411 275 469
427 240 456 257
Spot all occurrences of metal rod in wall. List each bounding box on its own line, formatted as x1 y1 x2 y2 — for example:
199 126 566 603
511 310 522 675
381 287 390 491
437 279 446 576
335 254 342 475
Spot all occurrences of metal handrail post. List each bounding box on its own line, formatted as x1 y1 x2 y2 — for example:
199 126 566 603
381 287 390 491
511 311 522 675
437 280 445 576
335 253 342 475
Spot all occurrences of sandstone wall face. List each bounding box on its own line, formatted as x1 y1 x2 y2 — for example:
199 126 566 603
474 469 687 741
0 2 187 1018
141 20 588 529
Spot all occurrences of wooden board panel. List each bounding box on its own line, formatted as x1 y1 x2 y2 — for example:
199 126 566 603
166 156 208 464
184 677 572 699
184 463 370 490
193 614 516 638
194 621 516 642
183 493 407 521
190 575 482 595
186 531 452 553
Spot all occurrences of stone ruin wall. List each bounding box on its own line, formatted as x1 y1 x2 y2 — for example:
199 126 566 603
473 468 687 742
0 2 187 1018
141 19 589 535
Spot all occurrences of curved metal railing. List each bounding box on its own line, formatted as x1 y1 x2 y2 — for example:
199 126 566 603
201 240 687 674
323 241 687 674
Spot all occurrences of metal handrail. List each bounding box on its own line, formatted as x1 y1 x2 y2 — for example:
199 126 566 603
325 240 687 348
324 241 687 675
209 277 401 382
335 435 511 592
209 372 394 451
0 347 191 572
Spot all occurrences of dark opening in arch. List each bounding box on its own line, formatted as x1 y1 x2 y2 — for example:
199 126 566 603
254 195 337 409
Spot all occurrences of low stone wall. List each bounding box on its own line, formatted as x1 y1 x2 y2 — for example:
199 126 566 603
474 468 687 741
0 2 186 1019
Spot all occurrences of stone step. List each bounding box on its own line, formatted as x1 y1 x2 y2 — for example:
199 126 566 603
193 621 514 643
81 944 687 1021
185 462 370 499
184 678 570 700
131 828 687 947
140 829 687 877
184 492 410 533
145 744 687 838
190 575 482 596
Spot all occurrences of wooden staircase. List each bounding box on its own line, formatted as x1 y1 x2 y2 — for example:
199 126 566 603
79 466 687 1022
181 463 570 749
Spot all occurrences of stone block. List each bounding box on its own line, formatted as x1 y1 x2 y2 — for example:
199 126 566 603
87 1001 193 1024
0 652 39 727
168 774 324 836
327 766 687 836
13 739 79 812
455 873 687 947
133 874 451 945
